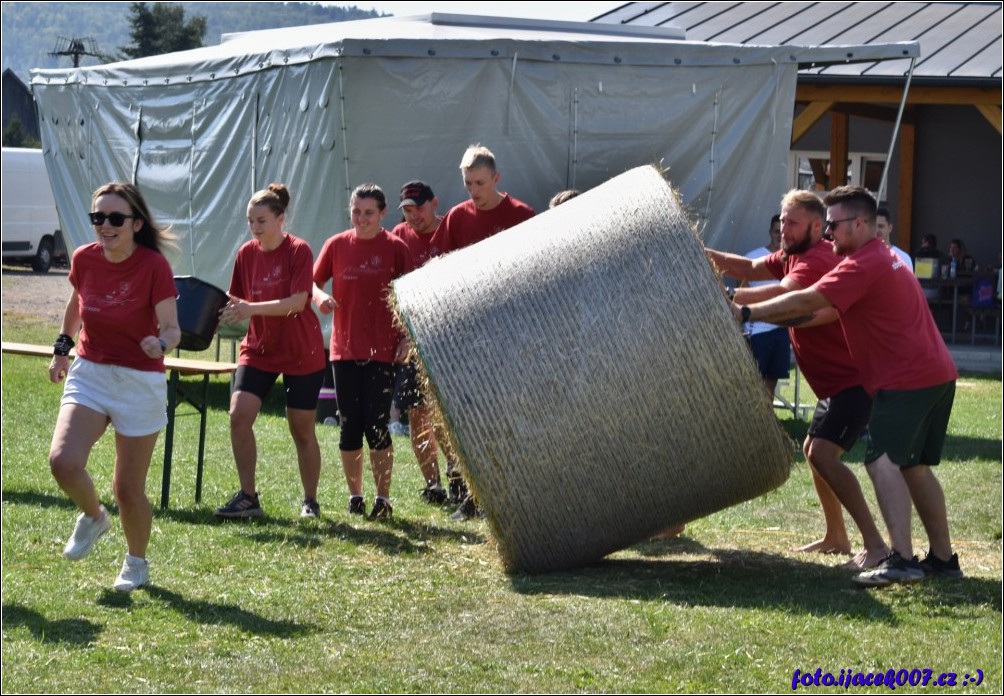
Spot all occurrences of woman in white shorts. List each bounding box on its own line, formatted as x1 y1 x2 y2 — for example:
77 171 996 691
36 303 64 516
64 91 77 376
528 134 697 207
47 182 180 593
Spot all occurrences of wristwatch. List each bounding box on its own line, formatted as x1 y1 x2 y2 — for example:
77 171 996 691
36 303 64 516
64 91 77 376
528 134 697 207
158 338 168 353
740 306 751 323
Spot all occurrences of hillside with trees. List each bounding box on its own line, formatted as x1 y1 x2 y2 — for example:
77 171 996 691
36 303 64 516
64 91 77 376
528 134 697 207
1 2 382 81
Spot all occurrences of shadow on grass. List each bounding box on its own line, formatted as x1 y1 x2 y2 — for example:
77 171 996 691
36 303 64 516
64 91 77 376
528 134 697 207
243 516 487 554
779 417 810 445
2 489 127 518
508 549 1002 621
2 489 77 511
942 433 1004 461
1 603 102 646
97 586 316 637
153 508 485 555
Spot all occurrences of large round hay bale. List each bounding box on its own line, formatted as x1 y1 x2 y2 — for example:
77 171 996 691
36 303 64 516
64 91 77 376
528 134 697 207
394 165 792 572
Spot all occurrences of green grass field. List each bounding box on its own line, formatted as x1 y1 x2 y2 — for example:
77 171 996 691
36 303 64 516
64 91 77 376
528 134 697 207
2 307 1001 693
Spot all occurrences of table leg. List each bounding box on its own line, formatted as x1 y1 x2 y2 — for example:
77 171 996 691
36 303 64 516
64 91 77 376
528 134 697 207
951 283 959 344
161 369 180 509
195 373 210 503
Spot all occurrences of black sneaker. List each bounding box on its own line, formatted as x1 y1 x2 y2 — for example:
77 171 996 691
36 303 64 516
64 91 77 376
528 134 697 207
300 497 320 519
348 496 366 516
919 550 963 579
852 550 925 587
214 490 263 518
368 498 393 521
447 472 468 505
449 494 482 522
421 482 448 505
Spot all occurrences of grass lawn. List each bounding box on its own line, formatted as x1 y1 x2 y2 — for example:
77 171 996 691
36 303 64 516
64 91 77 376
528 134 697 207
2 311 1001 693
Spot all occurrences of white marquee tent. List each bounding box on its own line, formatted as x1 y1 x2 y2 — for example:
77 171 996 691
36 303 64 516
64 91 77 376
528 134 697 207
31 13 917 291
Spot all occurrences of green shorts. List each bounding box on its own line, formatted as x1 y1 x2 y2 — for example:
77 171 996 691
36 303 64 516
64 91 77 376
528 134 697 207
865 380 956 468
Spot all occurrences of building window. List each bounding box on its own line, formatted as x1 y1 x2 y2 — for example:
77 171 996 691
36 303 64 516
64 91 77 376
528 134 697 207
791 151 887 196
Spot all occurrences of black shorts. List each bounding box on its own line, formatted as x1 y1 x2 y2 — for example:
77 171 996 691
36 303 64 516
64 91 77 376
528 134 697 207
748 327 791 380
395 360 425 411
233 364 325 410
807 385 873 452
333 360 397 451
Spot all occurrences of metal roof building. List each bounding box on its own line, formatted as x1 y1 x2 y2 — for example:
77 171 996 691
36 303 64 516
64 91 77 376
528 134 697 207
596 1 1001 83
595 2 1003 268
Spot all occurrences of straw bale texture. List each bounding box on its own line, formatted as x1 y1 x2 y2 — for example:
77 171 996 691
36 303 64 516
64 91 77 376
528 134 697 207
393 165 793 572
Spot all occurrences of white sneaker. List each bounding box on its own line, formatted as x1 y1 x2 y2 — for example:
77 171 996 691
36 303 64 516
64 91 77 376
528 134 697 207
113 554 149 592
62 506 111 560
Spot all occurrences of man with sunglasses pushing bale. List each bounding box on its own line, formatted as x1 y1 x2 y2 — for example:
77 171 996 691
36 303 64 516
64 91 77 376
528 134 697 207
729 186 961 588
706 189 891 572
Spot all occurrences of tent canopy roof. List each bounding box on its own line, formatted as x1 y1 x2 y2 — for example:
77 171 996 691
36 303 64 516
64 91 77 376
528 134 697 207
31 13 918 86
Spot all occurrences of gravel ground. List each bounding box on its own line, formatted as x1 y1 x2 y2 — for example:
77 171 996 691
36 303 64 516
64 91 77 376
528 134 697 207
1 265 72 327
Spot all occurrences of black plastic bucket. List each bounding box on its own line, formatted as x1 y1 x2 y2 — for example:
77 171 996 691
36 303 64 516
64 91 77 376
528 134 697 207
174 276 229 351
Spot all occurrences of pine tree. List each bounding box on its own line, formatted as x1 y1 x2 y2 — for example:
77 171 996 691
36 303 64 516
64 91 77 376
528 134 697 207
120 2 207 59
2 114 41 148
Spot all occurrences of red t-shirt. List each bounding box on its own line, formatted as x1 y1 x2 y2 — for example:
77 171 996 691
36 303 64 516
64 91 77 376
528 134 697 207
763 240 859 399
434 194 535 253
313 229 413 363
391 220 444 269
70 243 176 373
229 233 326 375
813 237 957 395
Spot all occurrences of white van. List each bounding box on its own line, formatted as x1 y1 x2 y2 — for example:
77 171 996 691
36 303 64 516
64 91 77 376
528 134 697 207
1 147 66 272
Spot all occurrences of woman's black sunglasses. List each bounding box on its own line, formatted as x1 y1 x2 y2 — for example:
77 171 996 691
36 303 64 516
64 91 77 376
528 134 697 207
88 211 135 227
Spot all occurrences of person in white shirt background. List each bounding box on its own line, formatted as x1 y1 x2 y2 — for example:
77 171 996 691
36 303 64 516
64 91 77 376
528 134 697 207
876 207 913 272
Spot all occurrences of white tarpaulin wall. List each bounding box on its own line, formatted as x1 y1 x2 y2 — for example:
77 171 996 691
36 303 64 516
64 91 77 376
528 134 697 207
31 13 917 292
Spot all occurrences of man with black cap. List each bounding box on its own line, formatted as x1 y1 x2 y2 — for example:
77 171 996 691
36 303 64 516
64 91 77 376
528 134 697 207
390 181 459 507
394 181 445 267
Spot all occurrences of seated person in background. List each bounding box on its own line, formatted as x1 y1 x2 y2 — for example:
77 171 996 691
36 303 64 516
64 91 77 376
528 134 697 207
743 214 791 398
876 208 912 272
998 252 1003 301
948 238 976 275
914 233 943 261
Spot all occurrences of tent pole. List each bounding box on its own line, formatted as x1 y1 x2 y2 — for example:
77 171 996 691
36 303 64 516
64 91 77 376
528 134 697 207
571 86 578 189
188 102 197 271
252 92 259 193
338 61 351 200
877 57 915 204
131 106 142 185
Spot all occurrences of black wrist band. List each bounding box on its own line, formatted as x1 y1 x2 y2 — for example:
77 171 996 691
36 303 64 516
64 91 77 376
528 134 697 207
53 333 74 357
740 306 751 323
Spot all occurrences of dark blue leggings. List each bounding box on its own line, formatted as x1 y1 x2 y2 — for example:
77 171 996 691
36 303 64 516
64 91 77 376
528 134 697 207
333 360 396 451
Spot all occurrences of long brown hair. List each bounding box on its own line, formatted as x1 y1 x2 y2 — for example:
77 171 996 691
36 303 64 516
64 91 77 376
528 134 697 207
92 182 178 255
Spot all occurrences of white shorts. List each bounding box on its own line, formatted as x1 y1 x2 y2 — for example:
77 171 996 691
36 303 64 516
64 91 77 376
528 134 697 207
61 358 168 437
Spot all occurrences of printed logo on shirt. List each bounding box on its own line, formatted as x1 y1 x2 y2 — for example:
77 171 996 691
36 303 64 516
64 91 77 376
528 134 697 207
252 265 286 297
82 282 136 313
342 255 388 281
